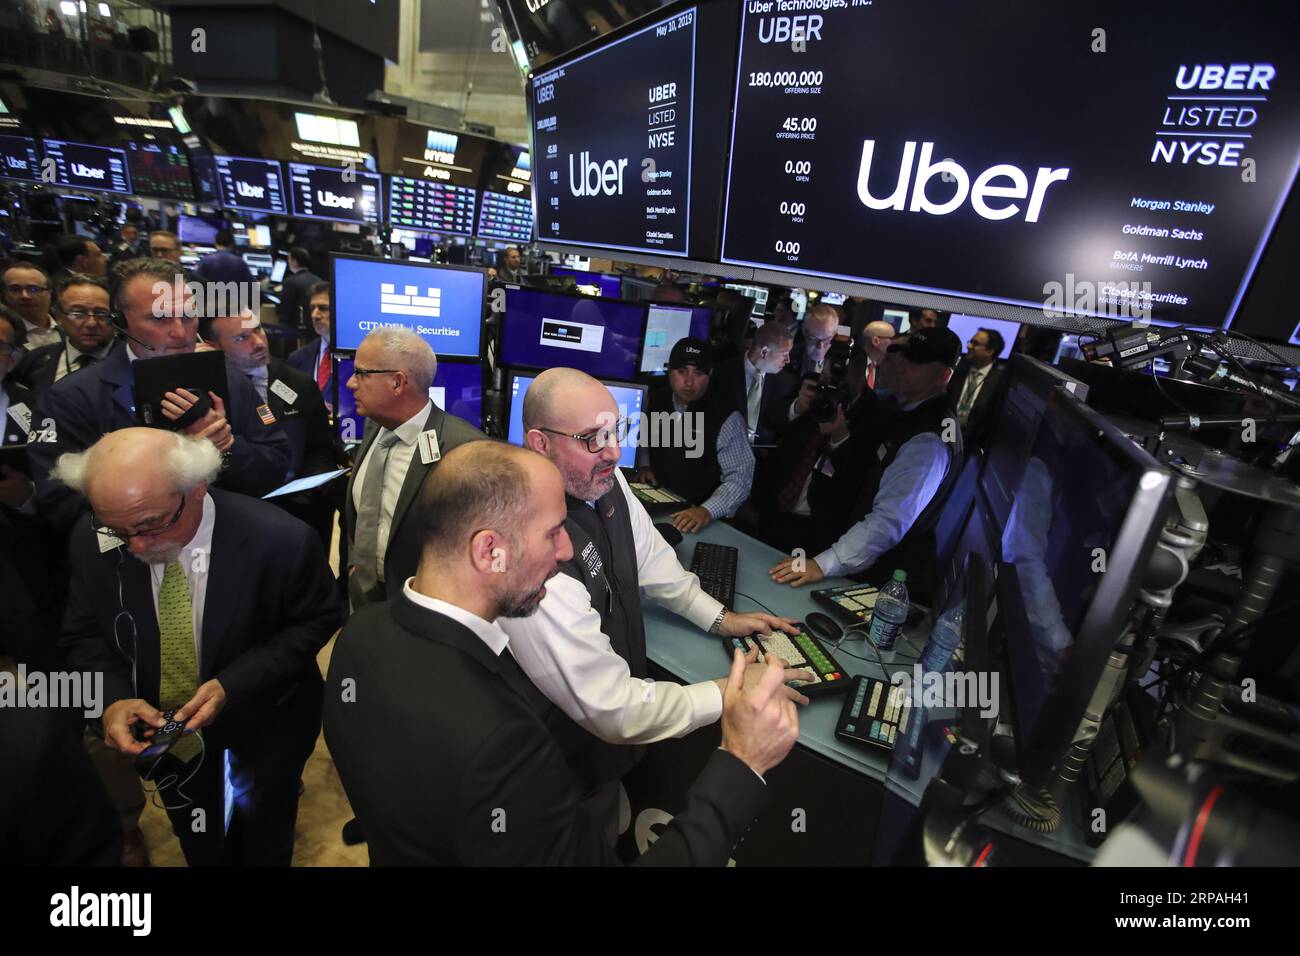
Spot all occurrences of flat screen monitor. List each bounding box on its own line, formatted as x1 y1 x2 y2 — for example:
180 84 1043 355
501 287 646 380
178 213 225 247
40 139 131 193
551 268 623 298
722 282 769 320
336 356 484 438
270 258 288 283
640 303 712 374
331 255 485 357
288 162 382 225
388 175 477 236
125 141 195 200
249 224 272 248
992 385 1171 788
719 0 1300 332
0 135 41 183
506 370 645 469
530 6 698 256
214 155 287 214
477 190 533 243
946 314 1020 360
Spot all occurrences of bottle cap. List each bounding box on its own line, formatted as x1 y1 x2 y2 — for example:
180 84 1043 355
893 569 907 582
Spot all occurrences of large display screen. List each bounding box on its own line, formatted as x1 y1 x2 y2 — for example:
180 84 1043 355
478 190 534 243
0 135 40 182
289 162 382 225
125 141 195 200
720 0 1300 330
214 155 287 214
388 175 477 235
501 287 646 380
331 256 485 357
530 7 697 256
40 140 132 193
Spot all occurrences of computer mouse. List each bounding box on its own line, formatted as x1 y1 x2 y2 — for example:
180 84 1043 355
805 612 842 645
654 523 683 547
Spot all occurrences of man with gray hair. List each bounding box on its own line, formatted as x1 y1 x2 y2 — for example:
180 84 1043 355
343 326 485 610
55 427 341 866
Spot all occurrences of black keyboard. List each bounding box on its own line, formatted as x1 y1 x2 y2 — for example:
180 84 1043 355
690 542 737 609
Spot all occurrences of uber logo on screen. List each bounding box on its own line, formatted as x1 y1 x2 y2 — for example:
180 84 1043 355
569 152 628 197
237 180 265 199
71 163 105 180
319 189 356 209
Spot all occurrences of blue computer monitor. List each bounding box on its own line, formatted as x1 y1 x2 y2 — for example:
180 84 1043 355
335 356 484 440
178 213 225 246
213 155 287 214
551 268 623 299
640 303 713 374
946 314 1020 360
40 139 132 194
501 287 645 380
506 370 645 470
331 255 485 357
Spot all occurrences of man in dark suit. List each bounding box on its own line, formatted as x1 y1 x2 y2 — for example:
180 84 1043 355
324 441 799 865
202 309 345 551
193 229 253 285
15 273 116 398
287 282 334 410
276 247 321 333
947 327 1006 449
28 258 290 532
713 320 798 445
344 327 485 610
55 427 341 866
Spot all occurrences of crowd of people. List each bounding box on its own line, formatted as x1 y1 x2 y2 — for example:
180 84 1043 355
0 239 1012 865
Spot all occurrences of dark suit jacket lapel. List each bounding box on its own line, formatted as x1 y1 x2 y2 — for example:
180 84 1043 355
102 347 137 421
116 549 161 704
387 405 443 542
200 493 246 680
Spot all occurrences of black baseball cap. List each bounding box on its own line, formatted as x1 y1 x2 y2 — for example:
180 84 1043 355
887 326 961 367
668 337 712 373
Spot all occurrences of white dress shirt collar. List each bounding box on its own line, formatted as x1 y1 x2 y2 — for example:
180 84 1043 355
388 399 432 446
402 579 511 657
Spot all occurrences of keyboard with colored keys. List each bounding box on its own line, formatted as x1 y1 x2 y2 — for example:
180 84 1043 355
629 481 689 514
811 582 879 626
721 626 852 698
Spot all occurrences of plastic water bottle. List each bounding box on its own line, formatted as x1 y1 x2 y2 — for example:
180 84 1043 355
867 569 909 651
920 600 965 676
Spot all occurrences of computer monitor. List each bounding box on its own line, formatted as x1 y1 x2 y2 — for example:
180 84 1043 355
501 287 646 381
335 356 484 439
124 140 195 201
722 282 770 320
178 213 226 247
40 139 132 194
0 135 41 183
946 314 1021 360
992 384 1171 789
242 252 274 276
639 303 713 374
213 155 287 215
330 255 485 357
505 370 646 470
551 268 623 299
269 258 288 283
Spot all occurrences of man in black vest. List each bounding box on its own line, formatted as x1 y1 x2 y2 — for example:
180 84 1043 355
503 368 809 840
769 327 965 605
640 337 754 534
324 441 801 865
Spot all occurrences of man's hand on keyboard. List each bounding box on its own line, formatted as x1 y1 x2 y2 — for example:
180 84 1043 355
714 645 813 706
718 610 799 639
769 556 825 587
671 505 711 533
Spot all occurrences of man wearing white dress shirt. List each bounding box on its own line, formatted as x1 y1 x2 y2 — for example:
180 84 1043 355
503 367 810 840
948 327 1006 448
343 327 484 611
2 262 61 350
54 428 340 865
16 274 116 396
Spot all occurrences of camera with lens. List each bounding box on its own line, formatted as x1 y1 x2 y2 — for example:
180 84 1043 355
807 337 854 423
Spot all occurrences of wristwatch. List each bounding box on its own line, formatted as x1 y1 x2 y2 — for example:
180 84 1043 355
708 607 728 635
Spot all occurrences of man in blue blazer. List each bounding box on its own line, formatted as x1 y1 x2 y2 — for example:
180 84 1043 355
28 258 289 532
287 281 334 408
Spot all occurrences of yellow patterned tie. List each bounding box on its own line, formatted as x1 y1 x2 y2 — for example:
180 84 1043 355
158 560 202 763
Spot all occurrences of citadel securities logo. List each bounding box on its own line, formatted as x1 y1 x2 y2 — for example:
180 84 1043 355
857 140 1070 222
569 152 629 197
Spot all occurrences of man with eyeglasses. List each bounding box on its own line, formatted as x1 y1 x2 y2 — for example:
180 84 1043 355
28 258 290 533
15 273 116 397
501 367 809 842
53 428 341 866
2 262 61 350
147 230 182 263
343 326 485 612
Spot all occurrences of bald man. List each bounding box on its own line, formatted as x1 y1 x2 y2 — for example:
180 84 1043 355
502 368 809 840
325 442 800 865
54 428 341 866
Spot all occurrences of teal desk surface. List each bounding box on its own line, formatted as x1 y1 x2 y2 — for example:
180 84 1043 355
644 519 1096 863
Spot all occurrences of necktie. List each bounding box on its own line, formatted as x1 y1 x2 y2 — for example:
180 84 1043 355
352 432 402 596
958 370 981 422
866 361 876 391
249 371 268 403
158 561 202 763
77 353 97 368
746 372 762 436
316 349 331 392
